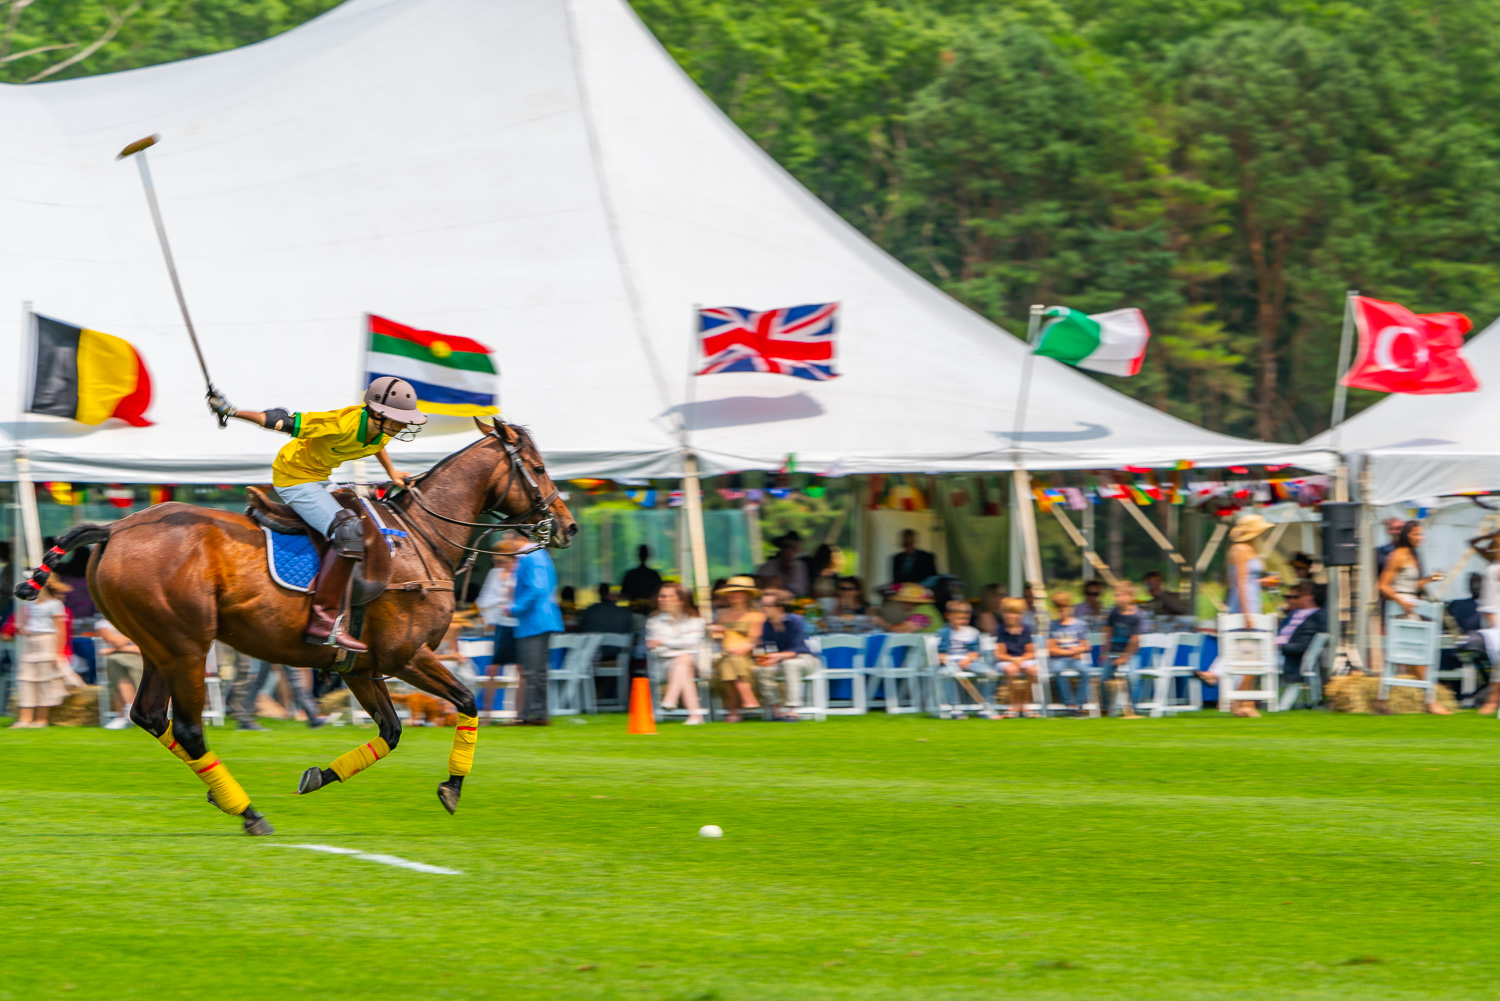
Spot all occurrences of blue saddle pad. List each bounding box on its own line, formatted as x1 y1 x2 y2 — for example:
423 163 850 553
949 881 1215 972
264 526 318 592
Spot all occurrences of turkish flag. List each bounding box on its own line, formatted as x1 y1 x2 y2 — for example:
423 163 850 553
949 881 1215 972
1342 296 1478 394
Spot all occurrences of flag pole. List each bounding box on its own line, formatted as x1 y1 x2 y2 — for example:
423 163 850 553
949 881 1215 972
1011 305 1051 656
1328 290 1359 439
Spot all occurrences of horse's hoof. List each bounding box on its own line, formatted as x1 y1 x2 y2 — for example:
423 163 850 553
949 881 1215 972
242 809 275 836
437 782 460 815
297 767 324 795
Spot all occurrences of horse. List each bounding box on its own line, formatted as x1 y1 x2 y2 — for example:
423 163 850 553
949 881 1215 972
17 418 576 835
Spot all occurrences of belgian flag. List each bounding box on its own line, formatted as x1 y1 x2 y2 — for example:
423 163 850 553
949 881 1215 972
28 315 153 427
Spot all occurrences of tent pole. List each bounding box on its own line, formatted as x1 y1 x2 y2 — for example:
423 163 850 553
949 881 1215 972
683 454 712 616
1355 460 1378 673
1081 500 1096 581
1011 305 1050 637
14 302 41 567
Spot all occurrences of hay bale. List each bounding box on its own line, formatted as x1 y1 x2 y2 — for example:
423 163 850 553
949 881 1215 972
1326 673 1460 713
317 690 349 716
51 685 100 726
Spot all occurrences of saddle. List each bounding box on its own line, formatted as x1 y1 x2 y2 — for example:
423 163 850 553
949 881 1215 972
245 486 394 605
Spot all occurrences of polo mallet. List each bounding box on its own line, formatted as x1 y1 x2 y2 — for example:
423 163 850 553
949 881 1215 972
117 134 226 427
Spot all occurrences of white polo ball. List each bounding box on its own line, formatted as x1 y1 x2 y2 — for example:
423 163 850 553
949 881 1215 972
698 825 724 839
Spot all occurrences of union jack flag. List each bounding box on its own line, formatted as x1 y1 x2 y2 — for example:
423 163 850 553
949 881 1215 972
695 303 839 381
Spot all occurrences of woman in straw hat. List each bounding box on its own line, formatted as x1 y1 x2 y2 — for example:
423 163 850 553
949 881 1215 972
1223 512 1279 717
710 576 764 723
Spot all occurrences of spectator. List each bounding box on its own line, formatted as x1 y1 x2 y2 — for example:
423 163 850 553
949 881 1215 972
1374 517 1406 578
1288 551 1317 586
804 543 839 583
1103 581 1145 718
974 583 1006 635
1227 513 1276 615
0 540 13 623
758 532 810 597
994 597 1039 718
475 550 520 714
710 576 763 723
826 576 875 633
10 579 73 728
1378 520 1449 715
1078 579 1108 631
620 545 664 603
1047 592 1094 717
579 583 636 635
559 585 578 631
1471 532 1500 714
1450 572 1484 634
935 600 996 719
1277 582 1327 680
755 590 819 721
646 583 707 725
890 529 937 585
512 535 563 725
96 619 142 730
227 657 327 729
882 583 942 634
1143 571 1188 621
52 546 96 621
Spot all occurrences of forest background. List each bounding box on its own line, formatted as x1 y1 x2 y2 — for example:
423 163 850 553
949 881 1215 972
4 0 1497 444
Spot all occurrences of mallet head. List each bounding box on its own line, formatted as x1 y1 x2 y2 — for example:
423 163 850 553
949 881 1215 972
116 135 159 160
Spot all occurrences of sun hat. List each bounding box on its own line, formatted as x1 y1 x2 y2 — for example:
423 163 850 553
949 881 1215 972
893 582 934 603
715 575 761 597
1229 512 1273 543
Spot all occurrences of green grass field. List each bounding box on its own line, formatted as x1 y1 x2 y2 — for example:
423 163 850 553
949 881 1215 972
1 712 1496 1000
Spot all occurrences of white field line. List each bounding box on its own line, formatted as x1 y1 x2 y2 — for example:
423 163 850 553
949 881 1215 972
272 843 462 875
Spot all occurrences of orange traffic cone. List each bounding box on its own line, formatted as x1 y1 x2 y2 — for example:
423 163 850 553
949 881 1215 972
627 676 657 734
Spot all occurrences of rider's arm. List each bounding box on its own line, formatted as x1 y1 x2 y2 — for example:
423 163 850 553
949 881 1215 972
206 390 298 435
375 448 408 488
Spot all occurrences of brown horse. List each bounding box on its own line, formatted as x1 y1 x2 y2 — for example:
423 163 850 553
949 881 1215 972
17 418 576 835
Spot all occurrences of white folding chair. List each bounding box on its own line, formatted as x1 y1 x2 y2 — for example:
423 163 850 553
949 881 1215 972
1436 632 1480 706
1279 632 1328 710
810 634 867 716
1151 632 1206 717
547 634 603 715
461 638 519 722
587 632 633 713
924 635 990 718
1132 633 1175 718
1381 601 1442 705
871 634 928 714
646 641 714 721
1216 613 1279 712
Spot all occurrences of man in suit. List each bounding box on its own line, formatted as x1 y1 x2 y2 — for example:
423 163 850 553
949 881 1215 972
1277 582 1327 679
620 546 664 603
890 529 937 586
511 536 563 725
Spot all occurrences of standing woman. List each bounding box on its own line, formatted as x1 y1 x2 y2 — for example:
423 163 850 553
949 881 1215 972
709 576 764 723
1379 520 1450 715
1223 513 1278 718
11 579 73 728
647 584 708 725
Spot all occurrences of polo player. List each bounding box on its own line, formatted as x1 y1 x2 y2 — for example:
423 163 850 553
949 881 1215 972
207 377 426 652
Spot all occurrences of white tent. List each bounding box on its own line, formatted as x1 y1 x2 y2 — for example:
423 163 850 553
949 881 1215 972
1307 316 1500 505
0 0 1332 484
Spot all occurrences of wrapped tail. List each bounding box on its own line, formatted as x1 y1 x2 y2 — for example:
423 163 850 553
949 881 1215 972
12 523 110 601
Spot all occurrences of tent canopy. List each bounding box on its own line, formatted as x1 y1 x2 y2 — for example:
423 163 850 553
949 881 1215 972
0 0 1331 484
1307 316 1500 504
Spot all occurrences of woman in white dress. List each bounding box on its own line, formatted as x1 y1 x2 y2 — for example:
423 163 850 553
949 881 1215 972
1379 520 1450 715
12 579 73 728
646 583 707 725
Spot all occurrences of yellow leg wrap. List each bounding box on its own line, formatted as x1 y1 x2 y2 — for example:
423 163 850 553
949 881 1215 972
330 736 391 782
448 714 479 777
155 720 193 764
186 751 251 816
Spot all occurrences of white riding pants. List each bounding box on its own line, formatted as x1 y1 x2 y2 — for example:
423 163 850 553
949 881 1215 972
275 480 343 537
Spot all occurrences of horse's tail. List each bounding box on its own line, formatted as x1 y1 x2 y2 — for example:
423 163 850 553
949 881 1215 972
11 523 112 602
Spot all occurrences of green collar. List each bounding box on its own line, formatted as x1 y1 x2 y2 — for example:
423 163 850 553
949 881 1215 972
359 408 377 444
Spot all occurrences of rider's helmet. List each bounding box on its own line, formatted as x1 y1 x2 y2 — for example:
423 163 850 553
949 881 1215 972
364 376 428 441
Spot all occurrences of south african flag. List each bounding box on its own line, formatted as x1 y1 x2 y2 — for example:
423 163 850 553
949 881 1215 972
364 314 499 416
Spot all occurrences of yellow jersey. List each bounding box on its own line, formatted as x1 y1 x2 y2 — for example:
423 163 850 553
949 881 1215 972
271 405 390 488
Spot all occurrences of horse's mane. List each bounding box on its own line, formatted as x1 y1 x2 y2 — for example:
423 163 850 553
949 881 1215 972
400 421 537 493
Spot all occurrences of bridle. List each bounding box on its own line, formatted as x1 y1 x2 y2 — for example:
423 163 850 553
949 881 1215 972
390 426 560 570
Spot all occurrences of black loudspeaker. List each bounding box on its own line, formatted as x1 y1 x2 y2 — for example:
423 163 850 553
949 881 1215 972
1321 502 1360 566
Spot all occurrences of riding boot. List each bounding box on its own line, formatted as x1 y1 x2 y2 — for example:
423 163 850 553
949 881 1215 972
304 548 367 652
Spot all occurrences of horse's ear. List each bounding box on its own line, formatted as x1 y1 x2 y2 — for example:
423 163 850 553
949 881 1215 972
473 416 497 438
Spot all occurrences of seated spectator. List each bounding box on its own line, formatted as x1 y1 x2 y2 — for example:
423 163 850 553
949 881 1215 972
1143 571 1188 621
1102 582 1145 718
96 618 143 730
755 590 819 721
710 576 764 723
757 532 810 596
974 583 1005 635
1449 572 1483 634
1078 579 1108 631
826 576 875 633
935 600 997 719
558 585 579 631
1288 551 1317 586
890 529 937 585
994 597 1039 718
882 583 942 634
1047 592 1094 717
646 583 707 725
621 545 664 603
1277 582 1327 680
578 583 636 635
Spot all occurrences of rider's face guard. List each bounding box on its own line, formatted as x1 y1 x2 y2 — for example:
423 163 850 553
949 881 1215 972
368 407 425 442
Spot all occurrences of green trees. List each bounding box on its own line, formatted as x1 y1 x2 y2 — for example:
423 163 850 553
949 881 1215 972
8 0 1500 442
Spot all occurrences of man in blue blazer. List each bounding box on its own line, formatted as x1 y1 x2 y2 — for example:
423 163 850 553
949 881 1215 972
512 542 563 725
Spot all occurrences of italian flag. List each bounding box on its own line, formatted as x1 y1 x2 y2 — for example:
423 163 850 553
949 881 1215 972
365 314 499 416
1034 306 1151 376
